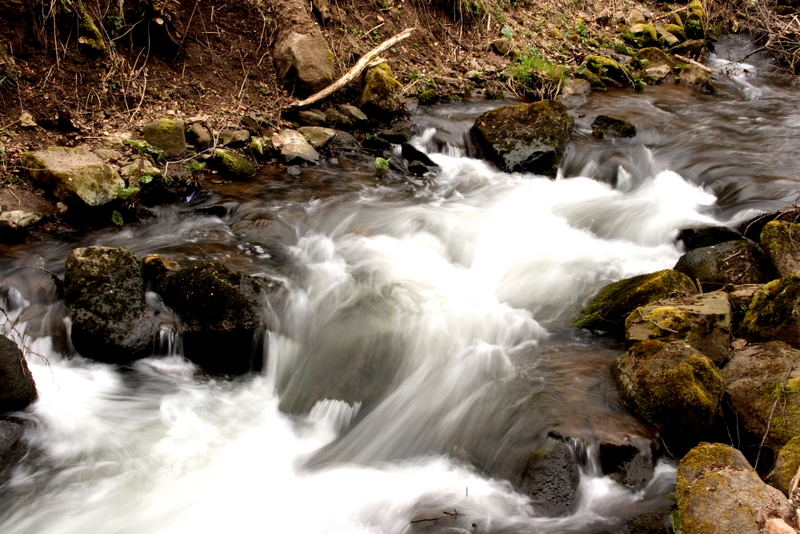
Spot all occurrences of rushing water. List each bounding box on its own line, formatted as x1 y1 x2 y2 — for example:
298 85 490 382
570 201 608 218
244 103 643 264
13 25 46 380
1 37 799 533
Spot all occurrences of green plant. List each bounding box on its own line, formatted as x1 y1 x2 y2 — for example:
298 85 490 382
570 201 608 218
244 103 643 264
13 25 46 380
124 139 163 161
139 174 154 184
184 160 206 172
111 210 124 226
501 25 514 38
117 185 140 199
374 157 391 170
507 47 566 100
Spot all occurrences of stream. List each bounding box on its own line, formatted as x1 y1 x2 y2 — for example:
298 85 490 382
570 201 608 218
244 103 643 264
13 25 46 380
1 36 799 533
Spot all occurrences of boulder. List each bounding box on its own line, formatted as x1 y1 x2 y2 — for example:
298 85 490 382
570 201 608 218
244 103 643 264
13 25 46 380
574 269 697 336
767 436 800 495
723 342 800 450
274 31 334 96
613 340 725 450
580 55 631 88
219 128 251 147
208 149 257 180
741 276 800 346
0 210 42 235
678 64 716 94
626 23 659 48
468 100 572 177
674 240 770 289
0 335 37 412
517 438 580 517
22 147 124 207
297 126 336 149
677 225 743 250
643 65 672 84
740 208 800 241
187 122 212 149
761 220 800 277
359 63 404 117
160 261 268 375
64 246 156 363
591 115 636 139
625 291 732 365
271 129 320 164
676 443 792 533
142 118 186 158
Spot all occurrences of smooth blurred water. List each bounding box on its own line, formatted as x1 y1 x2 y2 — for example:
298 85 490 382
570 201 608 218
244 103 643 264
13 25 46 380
0 36 798 533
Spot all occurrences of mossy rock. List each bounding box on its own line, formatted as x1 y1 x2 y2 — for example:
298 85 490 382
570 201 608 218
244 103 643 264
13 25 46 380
665 23 686 41
613 340 725 451
77 2 106 56
468 100 572 177
591 115 636 139
761 220 800 277
636 48 676 69
624 23 660 49
674 240 769 289
625 291 732 365
142 118 186 158
767 436 800 495
359 62 404 118
209 149 257 180
575 269 697 336
741 275 800 347
582 55 632 88
723 341 800 450
685 0 706 39
677 442 792 533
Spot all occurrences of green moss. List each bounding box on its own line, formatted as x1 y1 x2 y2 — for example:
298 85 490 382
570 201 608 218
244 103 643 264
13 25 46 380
417 87 439 105
768 436 800 495
623 23 659 49
741 275 800 343
582 55 632 88
575 269 697 335
685 0 706 39
142 119 186 159
77 2 107 56
665 24 686 41
359 62 403 117
209 149 256 181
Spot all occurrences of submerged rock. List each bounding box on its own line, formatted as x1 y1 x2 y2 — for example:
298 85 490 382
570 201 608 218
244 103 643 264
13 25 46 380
22 147 125 207
761 220 800 277
574 269 697 336
723 341 800 450
160 261 269 375
64 246 156 363
359 62 404 117
674 239 770 289
517 438 580 517
142 118 186 158
676 443 792 533
591 114 636 138
468 100 572 177
677 225 743 250
625 291 732 365
613 340 725 451
0 335 37 412
741 275 800 347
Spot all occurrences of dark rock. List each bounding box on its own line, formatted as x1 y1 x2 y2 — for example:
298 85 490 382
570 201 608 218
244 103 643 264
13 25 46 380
141 254 180 294
625 291 732 365
0 336 37 412
324 108 354 130
674 240 770 289
297 109 326 126
0 417 26 480
597 432 656 488
362 134 392 151
187 122 212 149
337 104 368 126
723 341 800 451
740 275 800 347
64 246 156 363
761 220 800 277
219 128 251 147
670 39 708 57
160 261 269 375
378 122 416 143
678 226 743 250
401 143 438 168
408 160 430 176
740 207 800 241
469 100 572 177
329 130 358 151
575 269 698 336
240 114 270 136
518 438 580 516
613 340 725 452
274 31 334 96
591 114 637 139
677 443 792 533
359 62 404 118
142 118 186 158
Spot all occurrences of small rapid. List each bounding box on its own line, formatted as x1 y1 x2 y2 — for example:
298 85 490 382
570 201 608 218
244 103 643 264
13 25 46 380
0 36 798 533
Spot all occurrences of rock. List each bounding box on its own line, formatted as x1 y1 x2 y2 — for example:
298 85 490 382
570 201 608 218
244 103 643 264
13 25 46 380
271 129 320 164
676 443 792 533
359 62 404 118
248 137 272 160
274 31 334 96
337 104 368 126
613 341 725 451
64 247 155 363
685 0 706 39
363 134 392 152
678 226 743 250
401 143 438 169
468 100 571 177
674 240 770 289
625 291 732 365
324 108 353 130
297 126 336 149
219 128 251 147
297 109 326 126
209 149 257 180
670 39 708 57
723 342 800 450
0 210 42 234
119 156 161 182
741 276 800 347
93 148 123 160
765 518 799 534
655 24 680 47
187 122 212 149
678 64 716 94
626 23 659 48
574 269 697 336
329 130 358 151
76 2 106 56
637 47 676 68
580 55 631 88
0 335 37 412
160 261 268 375
142 254 180 294
240 114 270 137
644 64 672 83
407 160 429 176
142 118 186 158
490 38 514 55
591 114 636 139
378 122 416 143
518 438 580 517
761 220 800 277
740 208 800 241
767 436 800 495
558 77 592 108
597 432 656 488
22 147 125 207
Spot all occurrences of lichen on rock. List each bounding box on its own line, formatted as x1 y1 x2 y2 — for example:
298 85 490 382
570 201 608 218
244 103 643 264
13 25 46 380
209 149 257 180
741 275 800 347
761 220 800 277
359 62 404 118
142 118 186 158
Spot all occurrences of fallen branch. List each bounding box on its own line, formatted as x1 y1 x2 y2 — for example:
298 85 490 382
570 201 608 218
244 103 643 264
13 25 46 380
291 27 415 108
675 54 714 73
